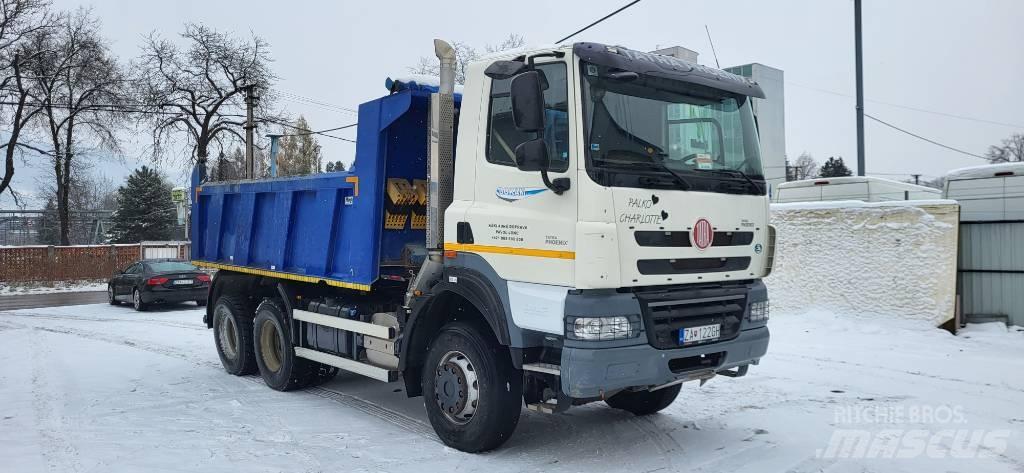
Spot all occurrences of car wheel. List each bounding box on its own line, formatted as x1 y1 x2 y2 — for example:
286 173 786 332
421 321 522 453
108 285 120 305
132 288 147 312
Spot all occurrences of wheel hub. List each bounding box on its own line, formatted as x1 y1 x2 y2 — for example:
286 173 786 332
433 351 479 425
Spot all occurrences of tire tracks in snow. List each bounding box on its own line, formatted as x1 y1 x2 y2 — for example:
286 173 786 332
11 318 442 445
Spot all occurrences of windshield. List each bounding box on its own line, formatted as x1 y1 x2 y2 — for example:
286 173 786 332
581 62 765 195
147 261 198 272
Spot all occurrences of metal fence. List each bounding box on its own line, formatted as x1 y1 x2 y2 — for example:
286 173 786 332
0 242 190 283
0 209 114 246
958 221 1024 327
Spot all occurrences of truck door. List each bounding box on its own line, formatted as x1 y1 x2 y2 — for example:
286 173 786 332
459 60 577 287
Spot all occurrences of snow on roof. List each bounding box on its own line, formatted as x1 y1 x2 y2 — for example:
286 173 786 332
385 75 464 95
945 162 1024 181
772 199 957 211
778 176 941 193
475 44 564 62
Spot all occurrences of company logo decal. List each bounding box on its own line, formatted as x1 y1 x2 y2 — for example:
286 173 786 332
692 218 714 250
495 186 547 202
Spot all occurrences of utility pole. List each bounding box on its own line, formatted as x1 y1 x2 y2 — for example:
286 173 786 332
854 0 865 176
243 85 259 179
911 174 921 185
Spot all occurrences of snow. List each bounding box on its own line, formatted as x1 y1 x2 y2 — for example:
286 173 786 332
772 199 957 211
767 201 960 326
0 280 108 296
778 176 942 192
946 162 1024 181
1 302 1021 472
387 75 465 94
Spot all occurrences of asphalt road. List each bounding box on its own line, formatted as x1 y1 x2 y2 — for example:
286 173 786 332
0 291 108 311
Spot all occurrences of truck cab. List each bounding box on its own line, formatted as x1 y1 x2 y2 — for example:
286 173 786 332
439 42 772 395
193 41 773 454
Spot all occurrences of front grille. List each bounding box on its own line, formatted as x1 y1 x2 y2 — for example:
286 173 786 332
636 285 747 350
637 257 750 275
634 231 754 247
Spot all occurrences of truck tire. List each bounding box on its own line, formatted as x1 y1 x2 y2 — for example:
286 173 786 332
421 321 522 453
605 384 682 416
252 299 328 391
213 295 257 375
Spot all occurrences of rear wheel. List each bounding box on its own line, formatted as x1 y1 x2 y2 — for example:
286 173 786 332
213 295 257 375
422 321 522 453
107 285 119 305
132 288 147 312
605 384 682 416
252 299 332 391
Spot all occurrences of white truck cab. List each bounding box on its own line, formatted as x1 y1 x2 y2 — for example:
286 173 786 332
430 42 773 418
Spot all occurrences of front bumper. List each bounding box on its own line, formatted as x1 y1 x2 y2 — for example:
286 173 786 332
559 326 769 398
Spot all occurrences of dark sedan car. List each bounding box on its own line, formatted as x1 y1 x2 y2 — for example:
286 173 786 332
108 259 211 311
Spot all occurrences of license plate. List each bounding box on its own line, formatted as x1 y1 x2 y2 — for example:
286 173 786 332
173 279 193 285
679 324 721 345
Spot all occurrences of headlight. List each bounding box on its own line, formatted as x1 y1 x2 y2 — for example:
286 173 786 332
749 301 769 322
565 315 641 341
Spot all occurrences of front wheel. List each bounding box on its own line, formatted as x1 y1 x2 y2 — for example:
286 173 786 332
605 384 682 416
421 321 522 453
132 288 147 312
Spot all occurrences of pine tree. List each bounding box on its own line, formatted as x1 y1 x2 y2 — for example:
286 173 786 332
108 166 177 243
819 157 853 178
324 160 346 172
276 116 322 176
37 199 60 245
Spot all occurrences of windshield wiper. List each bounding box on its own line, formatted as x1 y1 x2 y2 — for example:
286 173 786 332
700 168 763 194
648 152 692 191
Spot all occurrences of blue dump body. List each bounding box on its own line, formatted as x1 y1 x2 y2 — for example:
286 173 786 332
191 80 460 291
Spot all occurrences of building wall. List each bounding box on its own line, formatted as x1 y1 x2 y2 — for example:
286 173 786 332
725 63 787 199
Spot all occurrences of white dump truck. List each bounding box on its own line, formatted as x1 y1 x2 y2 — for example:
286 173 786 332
193 40 775 452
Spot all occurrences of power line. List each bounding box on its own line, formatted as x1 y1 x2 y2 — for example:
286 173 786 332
556 0 644 44
267 119 356 143
783 80 1024 129
864 113 988 160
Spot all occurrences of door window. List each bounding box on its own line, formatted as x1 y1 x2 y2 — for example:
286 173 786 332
486 62 569 172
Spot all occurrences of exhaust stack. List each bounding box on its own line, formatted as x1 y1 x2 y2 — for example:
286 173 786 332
407 39 456 307
426 39 456 250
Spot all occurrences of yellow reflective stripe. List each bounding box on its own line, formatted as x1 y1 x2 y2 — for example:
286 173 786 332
445 243 575 260
192 261 372 292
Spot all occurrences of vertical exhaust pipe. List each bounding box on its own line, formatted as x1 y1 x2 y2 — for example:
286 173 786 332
407 39 456 307
426 39 456 251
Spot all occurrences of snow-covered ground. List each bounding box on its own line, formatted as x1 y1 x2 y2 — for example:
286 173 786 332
0 303 1021 472
0 280 108 296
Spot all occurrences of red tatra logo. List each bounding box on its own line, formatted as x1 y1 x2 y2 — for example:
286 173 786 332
692 218 714 250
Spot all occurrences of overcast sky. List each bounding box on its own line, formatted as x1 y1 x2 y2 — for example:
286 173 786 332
7 0 1022 206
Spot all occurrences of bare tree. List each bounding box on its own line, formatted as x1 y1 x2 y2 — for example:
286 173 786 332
138 23 278 168
409 33 525 85
0 0 52 203
23 8 127 245
790 152 818 180
986 133 1024 163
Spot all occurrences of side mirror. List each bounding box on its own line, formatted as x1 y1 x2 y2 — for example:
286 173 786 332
514 139 549 172
510 71 545 133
